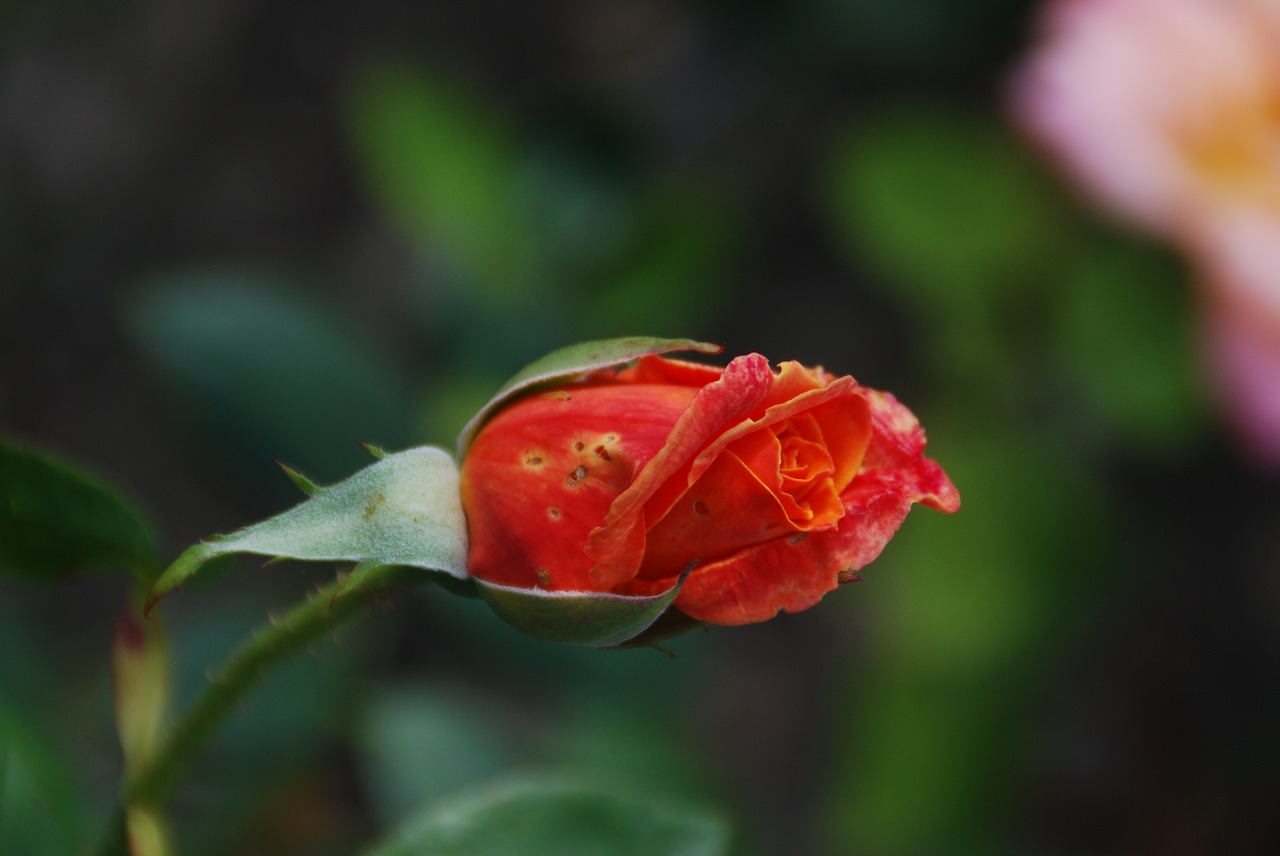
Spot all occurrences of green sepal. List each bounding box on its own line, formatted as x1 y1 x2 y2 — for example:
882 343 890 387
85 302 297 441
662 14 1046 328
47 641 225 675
146 446 467 614
474 564 693 648
456 336 721 457
276 461 320 496
359 441 389 460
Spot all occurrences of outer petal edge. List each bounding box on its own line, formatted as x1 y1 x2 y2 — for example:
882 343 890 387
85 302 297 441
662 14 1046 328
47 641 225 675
456 337 722 458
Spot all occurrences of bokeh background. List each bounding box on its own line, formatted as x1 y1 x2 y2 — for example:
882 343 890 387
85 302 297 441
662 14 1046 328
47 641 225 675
3 1 1279 854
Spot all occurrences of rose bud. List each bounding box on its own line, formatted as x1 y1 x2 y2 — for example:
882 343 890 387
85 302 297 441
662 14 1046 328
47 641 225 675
460 349 959 636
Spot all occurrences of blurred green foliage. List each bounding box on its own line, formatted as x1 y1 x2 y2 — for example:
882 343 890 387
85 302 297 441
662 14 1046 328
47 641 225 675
343 61 739 369
1 704 86 856
366 773 730 856
0 440 157 584
816 103 1213 853
824 426 1114 853
824 105 1205 454
2 0 1272 854
128 273 412 487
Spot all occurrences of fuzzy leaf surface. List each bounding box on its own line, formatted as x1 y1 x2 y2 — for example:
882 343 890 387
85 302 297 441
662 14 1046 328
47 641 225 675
147 446 467 610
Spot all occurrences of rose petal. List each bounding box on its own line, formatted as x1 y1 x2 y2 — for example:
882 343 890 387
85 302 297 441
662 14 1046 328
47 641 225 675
462 383 697 590
657 460 950 625
616 354 726 386
586 353 777 587
687 369 866 491
636 438 795 581
622 386 958 624
858 389 960 512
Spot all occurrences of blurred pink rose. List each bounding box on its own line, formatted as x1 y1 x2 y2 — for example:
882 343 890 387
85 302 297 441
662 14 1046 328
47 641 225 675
1011 0 1280 463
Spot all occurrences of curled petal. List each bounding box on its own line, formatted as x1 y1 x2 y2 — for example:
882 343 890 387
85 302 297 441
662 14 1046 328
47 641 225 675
587 354 776 587
664 439 958 625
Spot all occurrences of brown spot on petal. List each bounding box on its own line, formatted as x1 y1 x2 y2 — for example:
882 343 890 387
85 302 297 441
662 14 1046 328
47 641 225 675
838 570 864 584
535 568 552 586
693 499 710 516
547 507 560 520
541 391 572 401
605 434 618 443
573 441 585 453
524 453 544 467
566 465 588 487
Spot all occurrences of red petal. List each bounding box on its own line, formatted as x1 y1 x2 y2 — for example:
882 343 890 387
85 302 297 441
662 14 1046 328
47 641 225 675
861 389 960 513
636 436 797 580
664 470 928 624
641 386 958 625
462 383 696 590
586 353 777 587
615 354 725 386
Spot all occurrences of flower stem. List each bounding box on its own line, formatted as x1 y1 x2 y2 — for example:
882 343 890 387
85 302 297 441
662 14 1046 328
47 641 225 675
95 565 418 856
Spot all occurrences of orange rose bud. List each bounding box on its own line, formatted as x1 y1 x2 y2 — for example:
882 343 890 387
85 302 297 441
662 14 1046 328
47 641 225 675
460 352 958 627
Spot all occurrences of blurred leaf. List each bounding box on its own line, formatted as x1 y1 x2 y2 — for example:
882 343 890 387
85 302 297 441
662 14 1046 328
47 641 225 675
364 773 731 856
0 438 157 584
359 685 516 829
127 271 410 485
584 187 738 338
1054 238 1206 454
0 703 86 856
344 62 540 302
514 139 635 279
542 698 718 803
825 423 1115 854
824 106 1072 305
416 368 507 450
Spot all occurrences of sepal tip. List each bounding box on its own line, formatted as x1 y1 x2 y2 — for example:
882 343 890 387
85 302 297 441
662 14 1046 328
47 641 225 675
276 460 322 496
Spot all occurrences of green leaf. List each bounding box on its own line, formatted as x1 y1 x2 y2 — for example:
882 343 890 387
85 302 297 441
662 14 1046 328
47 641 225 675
363 773 731 856
823 106 1072 305
0 704 86 856
146 446 467 612
824 422 1114 854
359 685 516 828
582 185 738 339
473 564 689 648
1053 238 1205 454
127 271 411 486
0 439 157 584
343 62 540 303
456 337 721 457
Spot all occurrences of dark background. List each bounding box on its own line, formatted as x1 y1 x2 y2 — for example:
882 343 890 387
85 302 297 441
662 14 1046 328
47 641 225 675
3 1 1279 854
